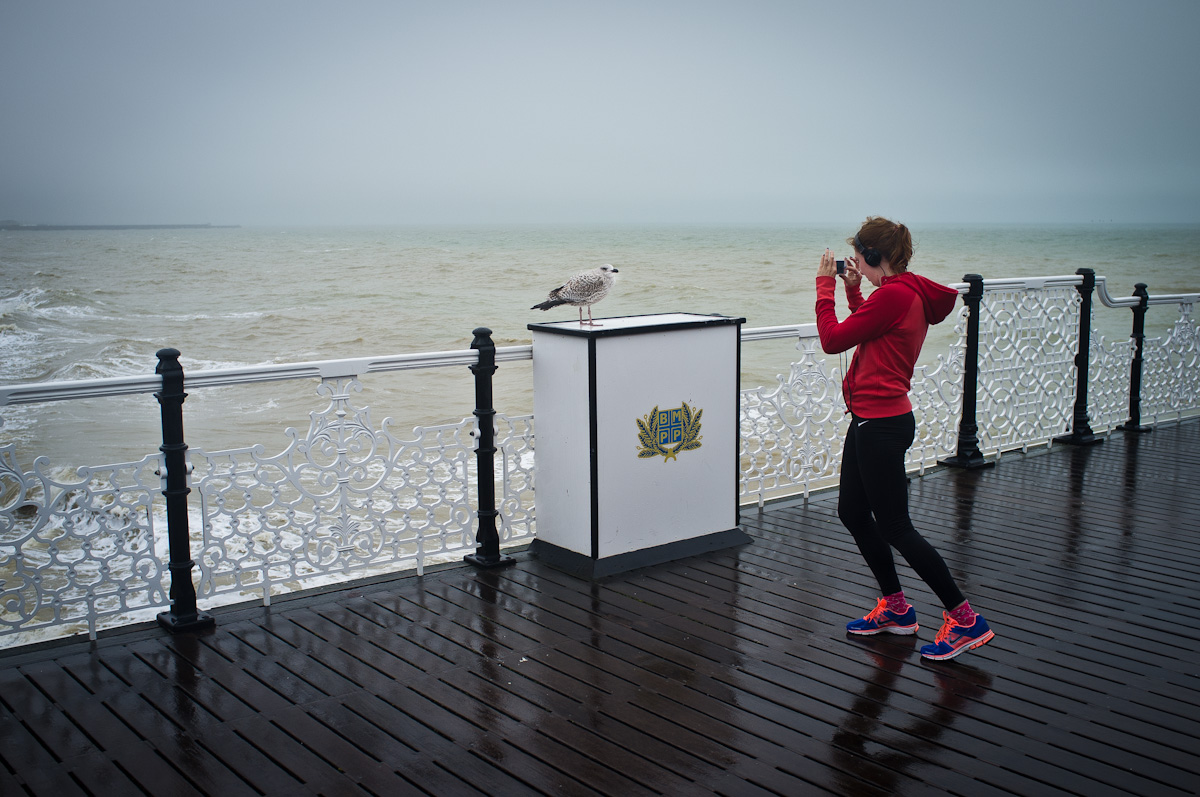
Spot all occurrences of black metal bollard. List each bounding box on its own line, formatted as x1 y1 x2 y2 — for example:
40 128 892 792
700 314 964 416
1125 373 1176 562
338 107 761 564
1118 283 1152 433
940 274 994 469
1055 268 1103 446
464 328 514 569
154 348 214 633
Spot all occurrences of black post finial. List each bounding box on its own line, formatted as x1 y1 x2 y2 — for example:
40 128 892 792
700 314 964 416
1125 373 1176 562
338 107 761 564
940 274 994 469
1055 268 1104 446
465 328 514 569
154 348 215 633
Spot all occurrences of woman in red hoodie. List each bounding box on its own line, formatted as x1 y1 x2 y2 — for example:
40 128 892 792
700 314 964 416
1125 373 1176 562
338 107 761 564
815 217 995 661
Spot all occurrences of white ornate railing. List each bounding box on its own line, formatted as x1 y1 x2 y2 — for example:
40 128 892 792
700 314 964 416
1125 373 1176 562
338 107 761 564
739 328 849 504
734 274 1200 503
0 450 167 641
2 273 1198 646
1139 303 1200 422
0 345 537 643
975 277 1082 452
1094 277 1200 426
190 378 535 606
737 310 968 505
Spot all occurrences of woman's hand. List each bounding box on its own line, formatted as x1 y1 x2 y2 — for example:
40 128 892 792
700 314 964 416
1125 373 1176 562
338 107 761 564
842 255 863 288
817 248 838 278
818 249 863 287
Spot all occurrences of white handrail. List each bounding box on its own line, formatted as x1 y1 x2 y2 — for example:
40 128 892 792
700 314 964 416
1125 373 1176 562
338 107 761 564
1147 293 1200 307
0 345 534 407
1094 276 1142 308
0 374 161 406
981 274 1084 292
741 323 818 342
1094 274 1196 308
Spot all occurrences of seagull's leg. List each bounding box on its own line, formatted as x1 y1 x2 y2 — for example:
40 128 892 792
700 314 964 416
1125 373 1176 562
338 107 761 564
578 307 584 325
587 305 601 327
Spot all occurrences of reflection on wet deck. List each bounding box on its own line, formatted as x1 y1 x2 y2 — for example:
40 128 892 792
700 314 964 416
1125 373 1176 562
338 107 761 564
2 420 1198 795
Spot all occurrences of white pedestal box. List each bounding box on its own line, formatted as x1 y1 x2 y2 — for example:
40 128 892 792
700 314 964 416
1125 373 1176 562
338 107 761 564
528 313 749 578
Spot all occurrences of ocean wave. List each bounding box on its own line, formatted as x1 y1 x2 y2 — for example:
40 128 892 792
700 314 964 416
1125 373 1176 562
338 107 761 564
142 309 274 323
33 303 101 320
43 344 267 381
0 287 48 315
0 328 45 382
0 324 35 341
35 338 162 381
52 359 142 382
1 287 109 327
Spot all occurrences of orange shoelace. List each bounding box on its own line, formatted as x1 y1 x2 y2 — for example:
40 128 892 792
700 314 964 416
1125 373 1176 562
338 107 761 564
863 598 890 622
934 612 961 644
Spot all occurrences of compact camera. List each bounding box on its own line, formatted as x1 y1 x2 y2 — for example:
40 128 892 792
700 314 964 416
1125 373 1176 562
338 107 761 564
835 259 846 276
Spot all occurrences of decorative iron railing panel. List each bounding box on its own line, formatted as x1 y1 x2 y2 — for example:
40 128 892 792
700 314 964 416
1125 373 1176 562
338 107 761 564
739 336 848 504
975 283 1080 452
0 448 166 640
1088 331 1138 432
494 412 536 547
738 304 969 504
1141 306 1200 423
192 377 535 606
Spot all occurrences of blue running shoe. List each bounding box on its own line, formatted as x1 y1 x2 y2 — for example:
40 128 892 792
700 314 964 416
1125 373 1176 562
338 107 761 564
846 598 919 636
920 612 995 660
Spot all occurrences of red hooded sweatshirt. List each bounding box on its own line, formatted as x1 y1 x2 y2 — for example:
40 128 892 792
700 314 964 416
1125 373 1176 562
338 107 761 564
815 272 960 418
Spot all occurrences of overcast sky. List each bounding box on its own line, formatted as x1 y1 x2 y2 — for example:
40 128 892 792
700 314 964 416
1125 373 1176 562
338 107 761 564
2 0 1198 226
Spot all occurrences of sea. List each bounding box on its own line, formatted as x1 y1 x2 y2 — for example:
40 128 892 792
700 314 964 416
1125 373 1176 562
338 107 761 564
3 223 1199 471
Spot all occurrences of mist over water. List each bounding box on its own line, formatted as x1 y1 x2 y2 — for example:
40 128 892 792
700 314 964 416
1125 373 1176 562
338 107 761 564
2 223 1198 469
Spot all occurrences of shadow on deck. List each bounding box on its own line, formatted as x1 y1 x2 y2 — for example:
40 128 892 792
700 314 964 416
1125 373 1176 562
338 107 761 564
2 421 1198 796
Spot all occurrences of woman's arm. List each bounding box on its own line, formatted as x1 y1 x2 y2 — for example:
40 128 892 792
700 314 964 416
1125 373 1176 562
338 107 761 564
816 279 908 354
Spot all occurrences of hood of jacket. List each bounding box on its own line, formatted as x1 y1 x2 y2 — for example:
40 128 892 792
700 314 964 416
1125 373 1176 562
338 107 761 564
888 272 960 325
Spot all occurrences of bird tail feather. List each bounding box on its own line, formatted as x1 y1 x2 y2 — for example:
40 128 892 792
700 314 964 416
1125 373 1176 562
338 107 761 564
531 298 568 311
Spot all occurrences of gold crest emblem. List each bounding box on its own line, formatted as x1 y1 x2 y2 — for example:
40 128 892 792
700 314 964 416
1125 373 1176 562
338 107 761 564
636 402 703 461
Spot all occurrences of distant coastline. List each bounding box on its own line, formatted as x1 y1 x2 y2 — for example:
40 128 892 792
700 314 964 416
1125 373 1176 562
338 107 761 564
0 223 239 231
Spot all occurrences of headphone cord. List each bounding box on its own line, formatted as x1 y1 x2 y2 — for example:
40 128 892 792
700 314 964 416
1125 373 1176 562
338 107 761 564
840 348 852 417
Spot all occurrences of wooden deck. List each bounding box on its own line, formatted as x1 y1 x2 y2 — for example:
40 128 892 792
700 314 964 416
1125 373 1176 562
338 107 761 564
2 420 1199 796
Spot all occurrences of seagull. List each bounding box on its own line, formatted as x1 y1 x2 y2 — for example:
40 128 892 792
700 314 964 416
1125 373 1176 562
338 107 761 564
531 264 619 326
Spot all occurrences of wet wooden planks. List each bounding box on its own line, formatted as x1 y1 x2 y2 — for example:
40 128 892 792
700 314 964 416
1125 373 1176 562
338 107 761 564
1 420 1198 795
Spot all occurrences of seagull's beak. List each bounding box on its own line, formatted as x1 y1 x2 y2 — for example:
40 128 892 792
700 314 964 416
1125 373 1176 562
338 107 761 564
611 267 619 273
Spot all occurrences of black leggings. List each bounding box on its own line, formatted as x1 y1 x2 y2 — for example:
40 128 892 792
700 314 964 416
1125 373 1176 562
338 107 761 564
838 412 965 610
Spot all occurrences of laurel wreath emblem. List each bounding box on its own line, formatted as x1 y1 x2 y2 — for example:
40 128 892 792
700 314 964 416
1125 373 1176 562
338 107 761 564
636 402 703 462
